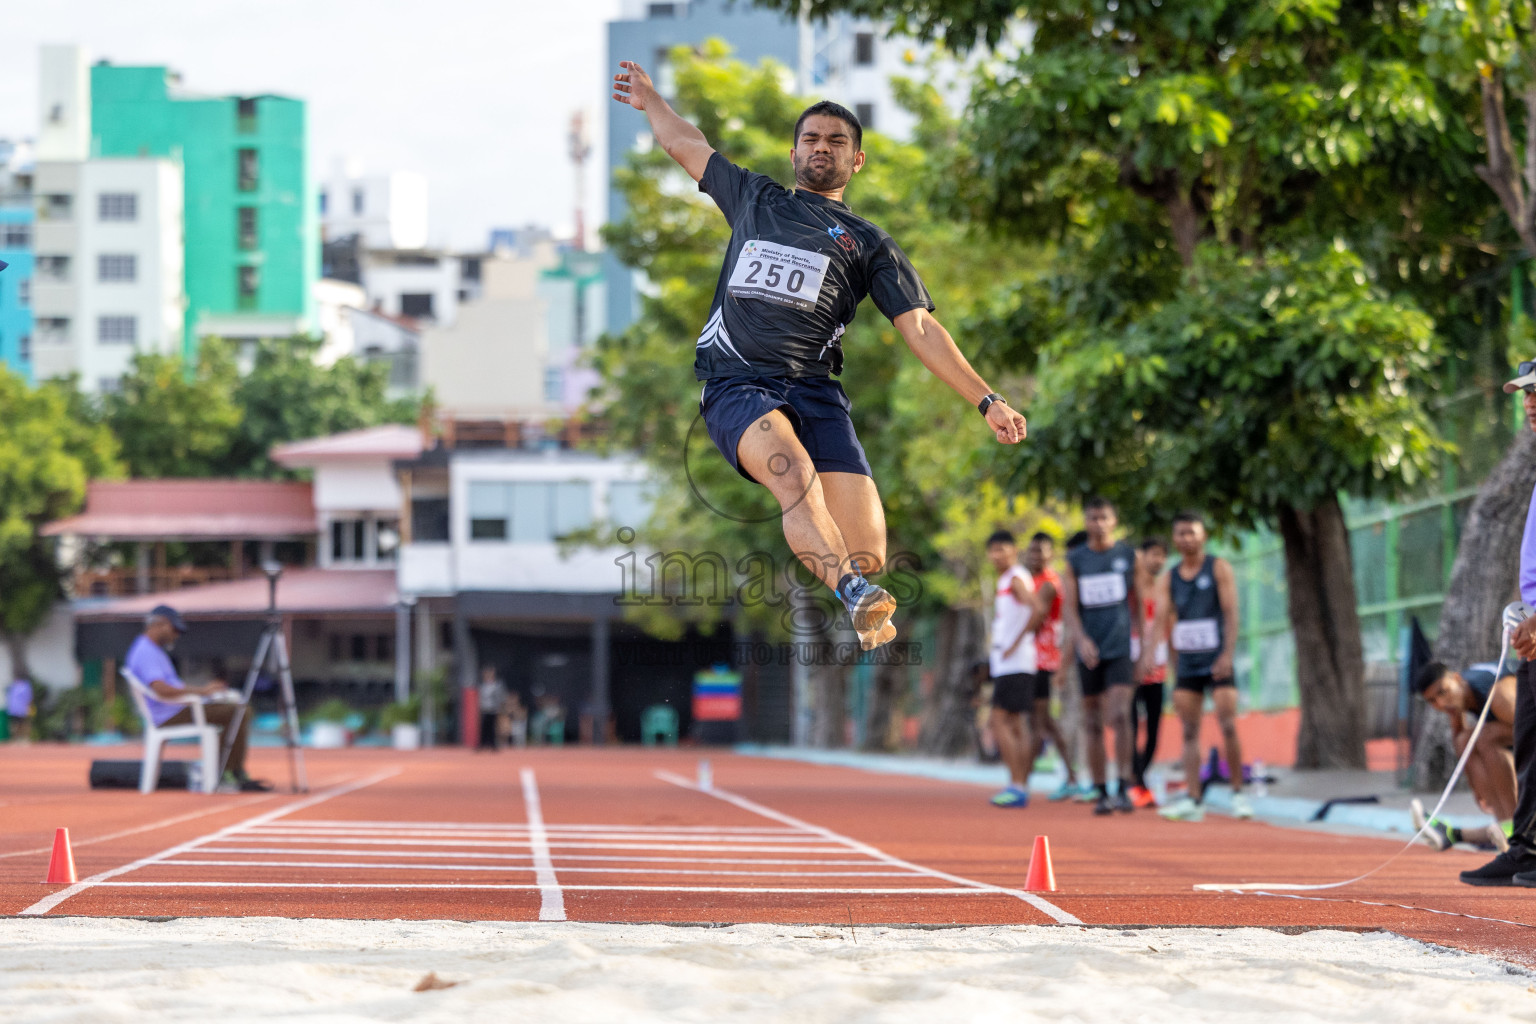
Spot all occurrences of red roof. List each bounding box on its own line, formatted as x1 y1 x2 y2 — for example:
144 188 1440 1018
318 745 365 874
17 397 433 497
271 425 424 466
42 480 317 540
75 568 398 620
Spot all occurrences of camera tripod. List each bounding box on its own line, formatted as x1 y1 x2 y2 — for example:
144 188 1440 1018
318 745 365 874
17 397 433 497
217 564 308 793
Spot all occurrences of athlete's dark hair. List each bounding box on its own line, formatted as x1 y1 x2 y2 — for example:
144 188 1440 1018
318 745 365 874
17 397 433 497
985 529 1016 547
794 100 863 151
1065 530 1089 551
1029 531 1054 546
1172 509 1206 529
1414 661 1450 695
1083 496 1116 514
1139 536 1167 553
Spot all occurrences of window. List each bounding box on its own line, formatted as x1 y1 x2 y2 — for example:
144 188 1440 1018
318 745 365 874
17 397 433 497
237 148 259 191
38 194 71 221
36 317 69 343
18 334 30 362
98 254 137 283
376 518 400 561
98 316 137 344
854 32 876 66
855 102 875 129
469 481 593 542
318 190 328 215
236 97 258 132
238 265 260 309
351 187 365 215
608 481 653 529
543 367 563 403
328 634 342 662
350 634 368 662
412 497 450 542
329 518 372 562
648 2 676 15
238 206 258 250
400 292 435 319
98 193 138 221
2 222 30 247
17 279 29 307
36 255 69 281
98 376 123 395
377 634 394 661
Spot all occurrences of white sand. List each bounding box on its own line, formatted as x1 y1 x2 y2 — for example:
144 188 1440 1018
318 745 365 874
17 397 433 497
1 918 1532 1024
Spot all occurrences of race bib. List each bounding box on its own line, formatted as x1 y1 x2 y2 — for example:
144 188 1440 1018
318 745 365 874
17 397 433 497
1173 618 1221 652
1078 572 1126 608
727 240 830 312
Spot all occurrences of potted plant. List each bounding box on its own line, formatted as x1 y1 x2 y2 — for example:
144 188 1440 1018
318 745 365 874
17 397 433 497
307 698 353 749
380 696 422 751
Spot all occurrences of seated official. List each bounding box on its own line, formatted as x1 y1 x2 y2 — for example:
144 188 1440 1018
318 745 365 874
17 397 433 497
1414 661 1516 850
124 605 271 792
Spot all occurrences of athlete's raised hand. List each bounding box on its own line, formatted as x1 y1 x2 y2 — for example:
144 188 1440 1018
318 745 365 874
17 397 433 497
987 402 1027 444
612 61 657 111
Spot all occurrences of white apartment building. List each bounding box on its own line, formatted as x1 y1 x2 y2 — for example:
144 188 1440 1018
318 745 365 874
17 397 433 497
320 159 429 250
799 16 951 141
29 157 186 392
361 248 461 327
272 425 421 570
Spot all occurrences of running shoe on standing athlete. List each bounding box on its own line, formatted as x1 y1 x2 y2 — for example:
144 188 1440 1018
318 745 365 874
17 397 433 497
611 63 1028 650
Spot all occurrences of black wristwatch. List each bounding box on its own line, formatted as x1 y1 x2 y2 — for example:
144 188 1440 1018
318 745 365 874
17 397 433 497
977 393 1007 417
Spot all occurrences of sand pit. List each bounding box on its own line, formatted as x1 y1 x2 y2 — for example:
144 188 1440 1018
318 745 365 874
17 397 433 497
1 918 1533 1023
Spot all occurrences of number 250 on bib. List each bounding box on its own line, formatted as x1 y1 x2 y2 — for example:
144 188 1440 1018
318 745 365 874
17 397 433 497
728 241 830 313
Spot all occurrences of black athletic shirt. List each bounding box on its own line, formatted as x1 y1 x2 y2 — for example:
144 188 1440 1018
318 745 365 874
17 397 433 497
1066 541 1137 661
1461 662 1500 716
1170 555 1225 677
694 152 934 380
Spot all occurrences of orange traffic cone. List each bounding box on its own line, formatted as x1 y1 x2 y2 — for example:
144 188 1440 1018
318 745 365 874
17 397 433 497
45 827 77 884
1024 834 1056 892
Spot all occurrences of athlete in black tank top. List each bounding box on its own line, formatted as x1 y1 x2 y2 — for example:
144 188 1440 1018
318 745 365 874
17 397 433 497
1145 512 1243 822
612 60 1027 654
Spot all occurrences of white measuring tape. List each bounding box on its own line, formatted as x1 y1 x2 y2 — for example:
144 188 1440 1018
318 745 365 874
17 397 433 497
1194 609 1524 893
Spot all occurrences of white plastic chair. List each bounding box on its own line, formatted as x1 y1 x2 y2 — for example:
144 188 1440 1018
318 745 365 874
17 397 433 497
121 668 220 794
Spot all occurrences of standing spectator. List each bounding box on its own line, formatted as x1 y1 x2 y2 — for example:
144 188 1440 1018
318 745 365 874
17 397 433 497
507 690 529 748
983 530 1038 807
1465 361 1536 885
7 677 34 743
476 666 508 752
1129 537 1169 808
1060 497 1144 815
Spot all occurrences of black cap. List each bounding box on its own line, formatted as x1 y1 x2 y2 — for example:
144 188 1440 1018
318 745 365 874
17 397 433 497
149 605 188 632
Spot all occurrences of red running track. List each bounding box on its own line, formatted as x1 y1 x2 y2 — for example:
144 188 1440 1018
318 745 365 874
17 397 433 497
0 744 1531 966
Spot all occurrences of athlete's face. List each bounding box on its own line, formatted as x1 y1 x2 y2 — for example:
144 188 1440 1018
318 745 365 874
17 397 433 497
1140 545 1167 577
792 115 865 193
1084 506 1117 544
1172 520 1207 558
1023 539 1052 573
986 541 1018 573
1422 672 1467 714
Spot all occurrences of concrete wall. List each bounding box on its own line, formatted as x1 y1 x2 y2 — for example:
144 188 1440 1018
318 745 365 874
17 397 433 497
0 604 77 694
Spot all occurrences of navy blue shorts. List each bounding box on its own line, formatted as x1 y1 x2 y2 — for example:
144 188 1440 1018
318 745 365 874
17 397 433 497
699 375 873 483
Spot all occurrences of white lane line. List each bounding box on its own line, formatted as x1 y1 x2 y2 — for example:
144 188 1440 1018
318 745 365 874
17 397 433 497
654 770 1082 925
197 846 893 867
246 829 838 844
284 820 803 834
19 770 399 916
157 859 923 878
520 767 565 922
93 881 1007 895
0 794 284 861
217 835 854 853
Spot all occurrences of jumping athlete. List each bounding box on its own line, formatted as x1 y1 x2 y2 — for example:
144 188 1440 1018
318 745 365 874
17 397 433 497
1024 531 1083 800
611 63 1028 650
1128 537 1169 808
1411 662 1516 853
1060 497 1143 815
1145 511 1249 822
985 530 1038 807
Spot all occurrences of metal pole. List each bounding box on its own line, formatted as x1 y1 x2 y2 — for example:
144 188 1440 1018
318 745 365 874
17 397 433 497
590 615 610 746
394 598 414 704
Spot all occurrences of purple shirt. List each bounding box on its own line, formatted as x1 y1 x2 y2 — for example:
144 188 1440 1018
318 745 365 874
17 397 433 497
1523 481 1536 608
124 634 187 726
6 680 32 718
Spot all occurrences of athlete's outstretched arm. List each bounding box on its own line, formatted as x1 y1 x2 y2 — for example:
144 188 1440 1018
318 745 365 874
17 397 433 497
611 60 715 182
892 308 1027 444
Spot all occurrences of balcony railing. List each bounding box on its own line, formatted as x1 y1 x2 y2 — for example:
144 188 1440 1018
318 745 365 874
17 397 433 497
74 566 245 599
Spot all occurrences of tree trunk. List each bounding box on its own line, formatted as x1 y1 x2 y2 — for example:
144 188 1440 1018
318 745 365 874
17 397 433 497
2 631 31 681
1419 428 1536 785
1278 497 1368 769
860 656 905 752
919 606 984 757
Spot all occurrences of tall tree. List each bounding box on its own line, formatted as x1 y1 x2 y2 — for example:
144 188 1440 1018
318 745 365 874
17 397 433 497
761 0 1496 766
104 343 242 478
0 369 121 678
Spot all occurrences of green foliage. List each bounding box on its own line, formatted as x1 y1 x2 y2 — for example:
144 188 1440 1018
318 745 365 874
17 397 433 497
306 698 354 725
379 696 421 731
104 343 242 478
596 43 1045 635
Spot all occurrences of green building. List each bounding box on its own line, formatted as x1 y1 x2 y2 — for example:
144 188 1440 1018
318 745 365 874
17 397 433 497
90 64 317 357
